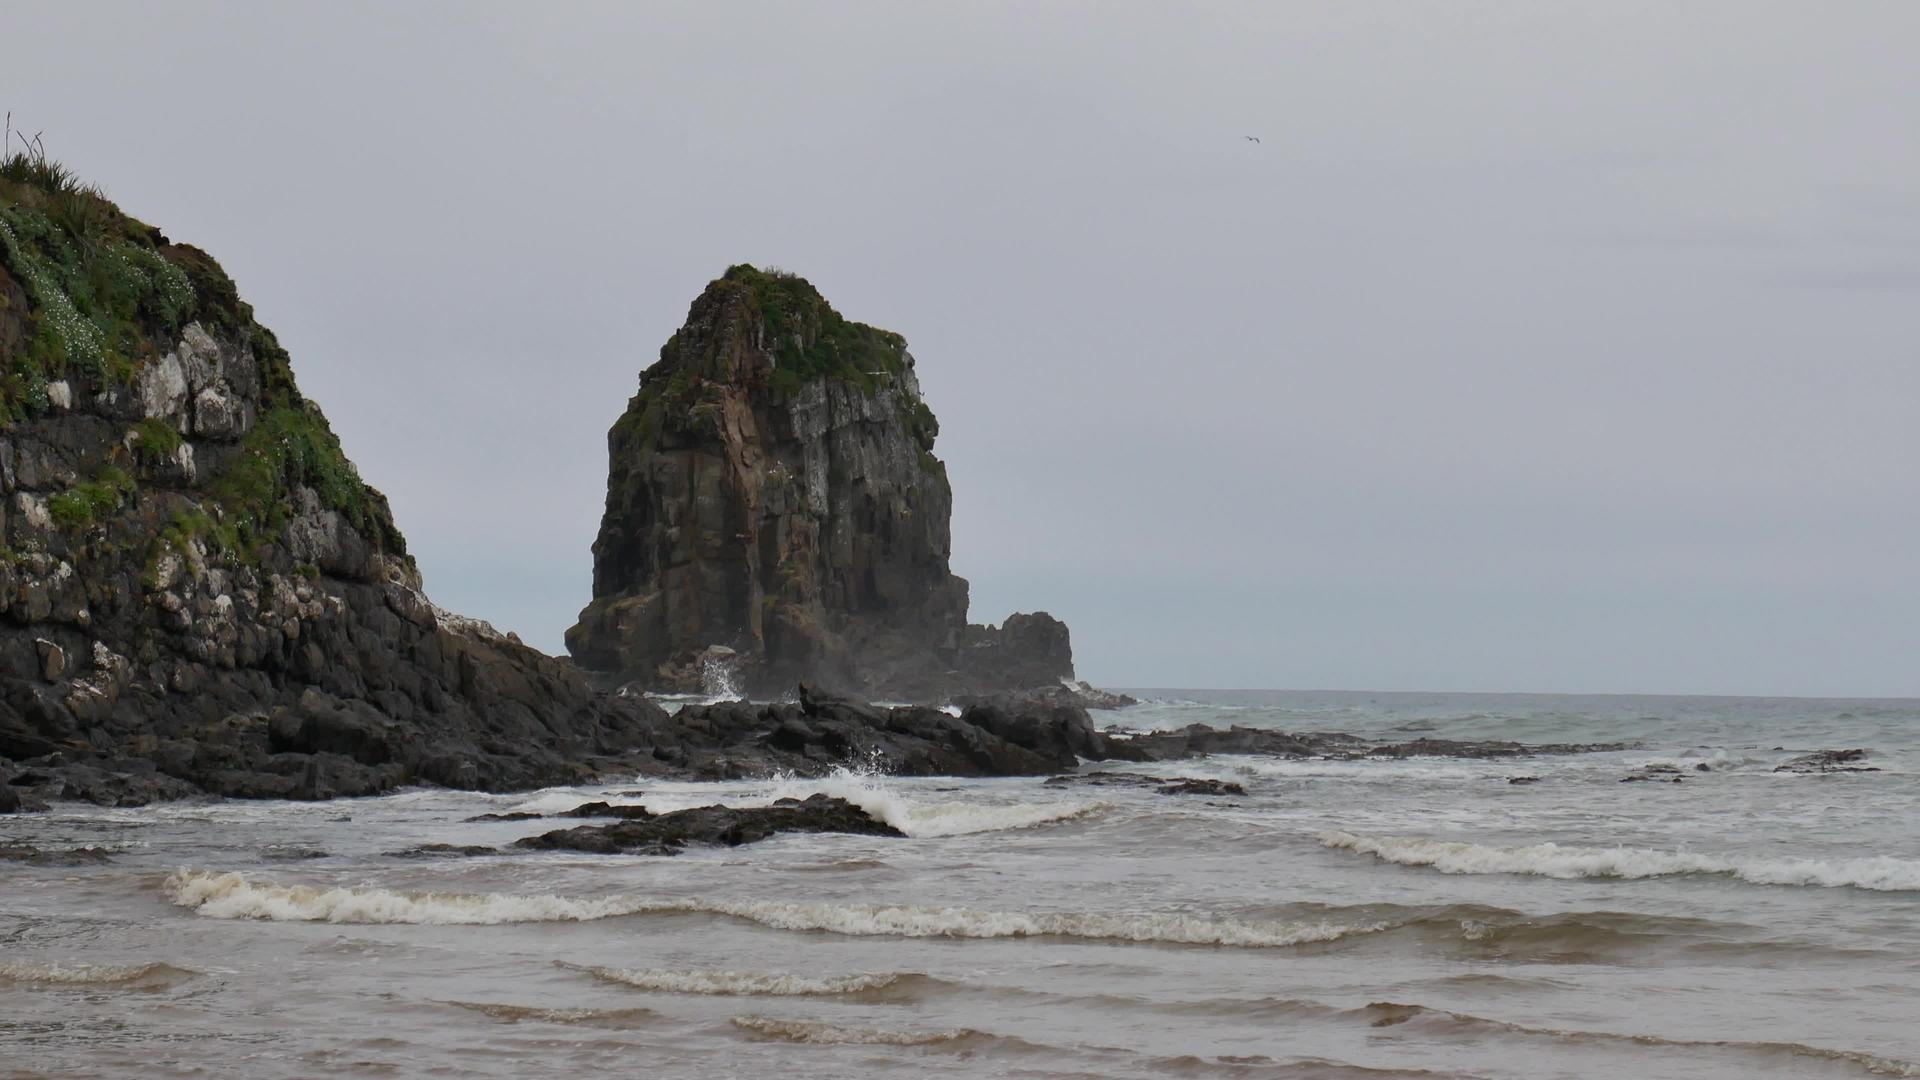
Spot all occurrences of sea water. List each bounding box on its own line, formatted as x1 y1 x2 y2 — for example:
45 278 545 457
3 690 1917 1078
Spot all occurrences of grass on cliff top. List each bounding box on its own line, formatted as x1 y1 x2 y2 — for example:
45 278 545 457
710 263 909 396
618 264 945 474
0 136 407 562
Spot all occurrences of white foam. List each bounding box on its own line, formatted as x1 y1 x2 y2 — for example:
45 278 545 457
1321 831 1920 891
165 870 656 924
768 765 1103 838
578 965 900 996
730 1015 973 1045
662 898 1378 947
164 871 1376 945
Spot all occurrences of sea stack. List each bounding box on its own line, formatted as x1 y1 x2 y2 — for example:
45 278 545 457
0 162 661 802
567 265 1073 700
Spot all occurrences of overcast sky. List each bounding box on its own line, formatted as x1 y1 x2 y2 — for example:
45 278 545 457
9 2 1918 695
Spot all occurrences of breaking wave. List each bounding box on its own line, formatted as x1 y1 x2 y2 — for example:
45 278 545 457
164 871 1375 945
570 964 907 996
769 765 1104 838
165 870 655 924
651 898 1377 946
1320 831 1920 891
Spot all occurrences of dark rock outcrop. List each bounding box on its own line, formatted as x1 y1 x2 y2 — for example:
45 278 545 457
0 157 663 802
1774 748 1878 774
632 684 1112 780
1043 772 1247 797
1105 726 1627 763
514 794 903 856
566 265 1074 701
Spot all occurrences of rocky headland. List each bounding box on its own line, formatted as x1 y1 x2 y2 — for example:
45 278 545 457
0 153 666 807
566 265 1074 701
0 155 1630 816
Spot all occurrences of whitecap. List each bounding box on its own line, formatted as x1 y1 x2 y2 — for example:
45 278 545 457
572 964 901 996
1320 831 1920 891
164 870 1379 945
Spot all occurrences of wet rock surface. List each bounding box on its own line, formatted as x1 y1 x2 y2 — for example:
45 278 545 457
4 676 1639 812
1109 725 1627 763
0 841 115 865
1043 772 1247 797
1774 748 1879 774
513 794 903 856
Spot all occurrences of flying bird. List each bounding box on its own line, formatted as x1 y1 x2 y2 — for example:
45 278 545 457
1244 135 1261 143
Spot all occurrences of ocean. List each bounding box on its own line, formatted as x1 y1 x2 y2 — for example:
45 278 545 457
3 689 1917 1079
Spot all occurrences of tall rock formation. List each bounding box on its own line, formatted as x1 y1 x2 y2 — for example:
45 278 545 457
0 153 661 803
567 265 1072 700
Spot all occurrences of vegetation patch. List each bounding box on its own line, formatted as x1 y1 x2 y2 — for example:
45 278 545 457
208 401 404 557
0 133 200 423
128 416 183 465
3 133 409 567
720 264 908 397
48 464 136 531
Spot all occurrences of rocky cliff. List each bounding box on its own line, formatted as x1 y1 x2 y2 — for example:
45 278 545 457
567 265 1073 700
0 152 664 805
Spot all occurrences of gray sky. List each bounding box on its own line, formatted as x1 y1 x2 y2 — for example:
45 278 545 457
9 2 1918 695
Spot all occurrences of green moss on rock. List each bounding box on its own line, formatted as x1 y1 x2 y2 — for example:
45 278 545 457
724 264 907 389
1 144 408 566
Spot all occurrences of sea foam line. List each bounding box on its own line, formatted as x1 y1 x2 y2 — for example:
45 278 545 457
570 964 904 996
1320 831 1920 891
163 871 1377 945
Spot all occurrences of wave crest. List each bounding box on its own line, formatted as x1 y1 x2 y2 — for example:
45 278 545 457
1321 831 1920 891
442 1001 655 1026
572 964 904 996
1356 1002 1920 1076
730 1015 977 1045
0 960 195 986
164 870 1375 946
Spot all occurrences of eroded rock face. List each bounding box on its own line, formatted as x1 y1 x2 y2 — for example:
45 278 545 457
0 184 662 802
568 265 1074 701
568 265 1075 691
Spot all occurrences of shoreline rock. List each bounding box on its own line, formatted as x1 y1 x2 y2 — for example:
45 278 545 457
514 794 903 856
2 681 1639 811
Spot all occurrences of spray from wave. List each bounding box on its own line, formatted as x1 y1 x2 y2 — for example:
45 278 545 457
768 763 1104 838
1321 831 1920 891
163 870 1378 945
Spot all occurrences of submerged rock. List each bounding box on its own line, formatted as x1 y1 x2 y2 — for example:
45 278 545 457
1043 772 1247 797
514 794 903 856
0 841 113 865
566 265 1075 701
1774 748 1879 774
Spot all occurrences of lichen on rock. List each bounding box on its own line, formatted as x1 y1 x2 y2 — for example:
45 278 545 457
567 264 1074 700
